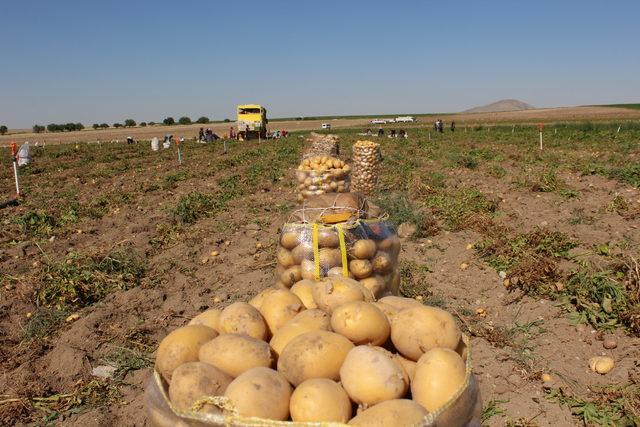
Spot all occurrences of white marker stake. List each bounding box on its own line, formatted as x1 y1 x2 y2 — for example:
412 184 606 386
512 126 515 134
539 131 543 151
554 128 557 135
617 126 621 133
223 139 228 153
177 145 182 164
428 132 431 141
11 143 21 197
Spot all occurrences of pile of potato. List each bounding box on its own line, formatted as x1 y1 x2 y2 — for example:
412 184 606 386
351 140 381 195
302 132 340 158
276 221 400 298
296 156 351 202
153 279 470 426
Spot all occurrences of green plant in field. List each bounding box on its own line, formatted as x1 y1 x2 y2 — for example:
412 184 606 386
35 249 146 309
17 210 56 237
171 192 217 224
426 188 498 231
376 193 439 238
607 164 640 188
475 228 577 294
22 307 70 339
161 171 189 189
488 164 507 178
85 191 132 219
546 384 640 426
399 261 432 298
481 399 508 423
102 346 152 379
531 169 560 192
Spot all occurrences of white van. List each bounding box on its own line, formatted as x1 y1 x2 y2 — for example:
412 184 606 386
321 123 331 129
395 116 416 123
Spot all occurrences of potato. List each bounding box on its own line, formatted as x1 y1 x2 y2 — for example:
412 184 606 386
373 301 401 322
339 346 408 406
317 229 339 248
371 252 392 275
290 279 317 309
290 379 352 422
168 362 232 412
292 243 314 264
277 330 354 386
377 235 401 258
378 295 422 311
280 231 301 250
348 399 429 426
391 306 461 361
312 276 374 314
319 248 342 269
331 302 390 345
269 309 331 357
327 266 354 279
349 259 373 279
277 248 295 268
393 354 417 382
218 302 268 341
300 259 316 281
351 239 377 259
199 334 273 378
412 348 466 412
155 325 218 381
259 290 304 335
359 275 386 298
280 265 303 288
188 308 221 331
224 367 292 420
248 287 278 310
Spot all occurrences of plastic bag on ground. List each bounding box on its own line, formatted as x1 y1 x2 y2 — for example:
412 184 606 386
17 142 31 166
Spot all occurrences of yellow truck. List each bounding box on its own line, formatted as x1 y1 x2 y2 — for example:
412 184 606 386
236 104 268 140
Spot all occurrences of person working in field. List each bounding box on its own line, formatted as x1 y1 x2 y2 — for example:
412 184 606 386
450 121 456 132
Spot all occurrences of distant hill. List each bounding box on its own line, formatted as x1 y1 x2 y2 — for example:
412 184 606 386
463 99 535 113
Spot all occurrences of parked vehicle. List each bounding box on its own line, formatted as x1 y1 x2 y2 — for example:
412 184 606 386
321 123 331 129
370 119 387 124
395 116 416 123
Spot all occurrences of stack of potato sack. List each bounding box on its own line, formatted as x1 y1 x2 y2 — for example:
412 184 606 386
351 140 381 195
276 193 399 298
302 132 340 158
145 288 482 426
296 156 351 203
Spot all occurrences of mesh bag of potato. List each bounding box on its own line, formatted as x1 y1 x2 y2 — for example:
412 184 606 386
145 292 482 427
351 140 381 195
296 156 351 203
302 132 340 158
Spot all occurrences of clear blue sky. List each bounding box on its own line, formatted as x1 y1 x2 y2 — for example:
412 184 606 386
1 0 639 128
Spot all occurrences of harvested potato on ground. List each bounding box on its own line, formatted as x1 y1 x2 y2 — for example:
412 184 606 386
378 296 422 311
331 301 390 345
259 290 305 335
156 325 218 381
218 302 268 341
359 275 386 298
349 259 373 279
391 306 461 361
339 346 408 406
348 399 429 426
188 308 222 332
289 378 352 422
277 330 354 386
312 276 373 314
270 309 331 358
168 362 232 412
351 239 377 259
589 356 615 374
199 334 273 378
248 288 278 310
290 279 317 309
412 348 466 412
224 367 292 420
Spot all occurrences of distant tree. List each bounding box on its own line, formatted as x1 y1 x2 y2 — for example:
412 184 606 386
124 119 136 127
0 125 8 135
148 121 156 126
113 123 123 128
75 122 84 131
163 117 175 125
140 122 147 127
178 116 192 125
32 124 45 133
92 123 100 129
223 118 231 123
196 116 210 124
100 123 109 129
47 123 58 132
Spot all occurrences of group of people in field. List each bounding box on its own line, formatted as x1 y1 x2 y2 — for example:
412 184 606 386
434 119 455 133
198 127 220 142
365 128 409 138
